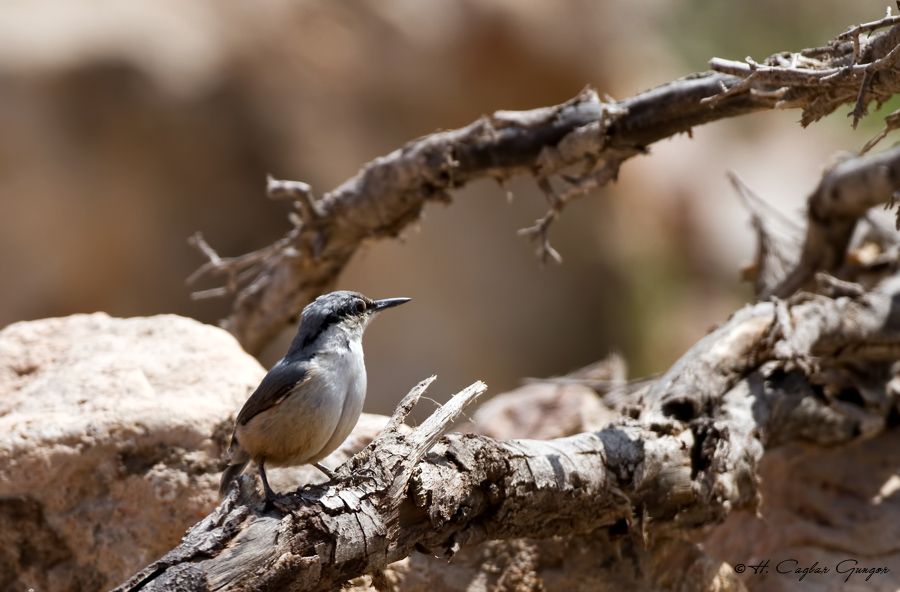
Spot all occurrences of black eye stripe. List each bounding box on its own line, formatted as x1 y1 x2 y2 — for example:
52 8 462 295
328 299 365 320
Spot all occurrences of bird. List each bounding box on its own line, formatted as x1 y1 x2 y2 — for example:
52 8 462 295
219 290 410 504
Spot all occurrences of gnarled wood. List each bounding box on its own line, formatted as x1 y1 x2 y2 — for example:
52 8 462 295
123 11 900 591
116 275 900 591
189 19 900 355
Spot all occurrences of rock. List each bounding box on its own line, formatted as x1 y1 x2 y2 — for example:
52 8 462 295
0 313 397 591
468 381 617 440
703 430 900 592
0 313 261 590
467 356 625 440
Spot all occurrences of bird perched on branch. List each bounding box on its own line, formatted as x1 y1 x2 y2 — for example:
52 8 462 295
219 290 410 504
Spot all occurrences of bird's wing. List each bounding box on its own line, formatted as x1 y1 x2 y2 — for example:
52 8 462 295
235 360 312 426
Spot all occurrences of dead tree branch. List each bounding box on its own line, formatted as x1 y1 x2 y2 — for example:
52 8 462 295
122 12 900 590
189 18 900 354
765 145 900 298
116 270 900 590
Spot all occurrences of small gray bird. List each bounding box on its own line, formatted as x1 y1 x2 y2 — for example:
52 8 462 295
219 290 409 503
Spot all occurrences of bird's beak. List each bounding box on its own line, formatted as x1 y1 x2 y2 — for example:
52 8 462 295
371 297 411 312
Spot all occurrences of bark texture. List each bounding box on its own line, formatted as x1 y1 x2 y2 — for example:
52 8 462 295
115 273 900 590
114 12 900 592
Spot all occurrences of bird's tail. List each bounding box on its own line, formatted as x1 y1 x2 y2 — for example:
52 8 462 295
219 444 250 498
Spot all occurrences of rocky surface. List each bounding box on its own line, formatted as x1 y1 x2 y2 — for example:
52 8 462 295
702 430 900 592
0 314 392 591
0 313 261 590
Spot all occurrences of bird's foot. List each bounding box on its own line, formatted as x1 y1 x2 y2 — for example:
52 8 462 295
262 492 297 513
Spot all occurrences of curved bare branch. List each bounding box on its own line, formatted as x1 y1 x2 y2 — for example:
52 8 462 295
190 20 900 354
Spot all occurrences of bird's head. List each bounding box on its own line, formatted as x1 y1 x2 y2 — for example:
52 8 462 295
288 290 410 354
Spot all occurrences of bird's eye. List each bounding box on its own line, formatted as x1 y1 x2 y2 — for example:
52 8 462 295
353 300 367 314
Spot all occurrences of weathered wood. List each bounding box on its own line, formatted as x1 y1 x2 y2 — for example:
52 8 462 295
771 146 900 297
189 20 900 355
124 12 900 591
115 275 900 591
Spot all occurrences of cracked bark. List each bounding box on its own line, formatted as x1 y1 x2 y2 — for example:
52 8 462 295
114 274 900 590
119 11 900 592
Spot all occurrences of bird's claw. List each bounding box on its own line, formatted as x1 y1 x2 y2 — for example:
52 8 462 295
263 494 295 513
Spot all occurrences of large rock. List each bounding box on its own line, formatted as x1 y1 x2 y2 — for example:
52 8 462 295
0 314 263 591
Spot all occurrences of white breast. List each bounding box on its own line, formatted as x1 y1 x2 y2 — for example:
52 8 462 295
310 337 367 462
241 325 370 468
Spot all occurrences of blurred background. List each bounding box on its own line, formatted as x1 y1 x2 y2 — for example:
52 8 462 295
0 0 893 414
